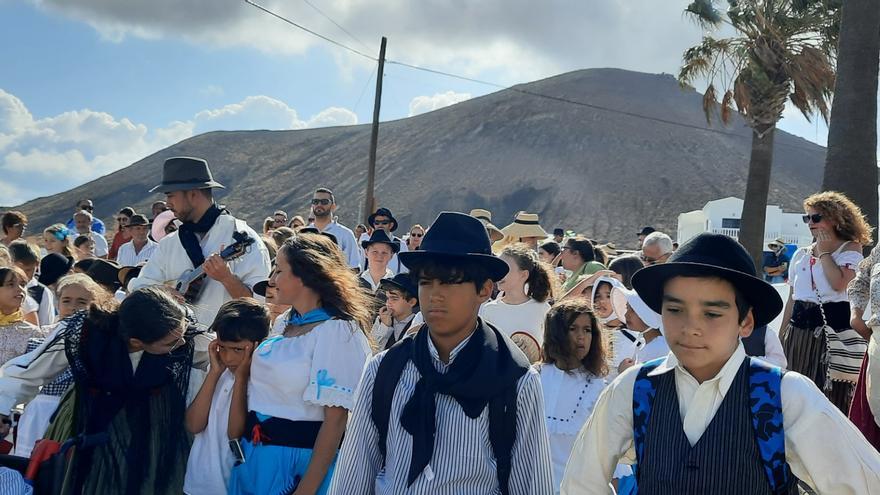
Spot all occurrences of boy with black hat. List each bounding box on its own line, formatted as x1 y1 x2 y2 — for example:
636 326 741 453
360 229 399 292
372 273 420 351
368 207 409 275
561 233 880 494
330 212 553 494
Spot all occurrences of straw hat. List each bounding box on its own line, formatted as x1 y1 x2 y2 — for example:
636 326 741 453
767 237 786 249
501 212 548 240
469 208 504 242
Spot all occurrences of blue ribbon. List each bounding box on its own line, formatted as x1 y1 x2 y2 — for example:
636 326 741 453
286 307 333 326
315 369 336 400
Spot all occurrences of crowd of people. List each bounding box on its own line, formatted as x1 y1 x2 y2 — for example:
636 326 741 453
0 156 878 494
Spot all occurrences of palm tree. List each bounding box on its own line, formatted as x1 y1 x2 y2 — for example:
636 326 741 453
679 0 839 268
822 0 880 247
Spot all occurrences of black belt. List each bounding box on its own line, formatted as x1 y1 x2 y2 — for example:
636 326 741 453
244 411 322 449
790 300 851 330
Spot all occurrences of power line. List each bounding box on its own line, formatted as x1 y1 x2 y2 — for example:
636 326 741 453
243 0 826 154
299 0 372 51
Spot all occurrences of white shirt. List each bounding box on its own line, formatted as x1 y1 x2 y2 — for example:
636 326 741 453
88 232 109 257
0 319 212 415
248 319 371 421
538 364 607 493
789 245 863 303
312 220 362 269
129 214 270 327
371 313 417 351
760 327 788 368
480 298 551 345
360 267 394 293
116 239 158 267
184 369 236 495
388 236 409 275
560 344 880 494
25 279 55 327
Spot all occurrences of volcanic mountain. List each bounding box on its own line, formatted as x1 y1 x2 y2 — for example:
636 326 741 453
13 68 824 248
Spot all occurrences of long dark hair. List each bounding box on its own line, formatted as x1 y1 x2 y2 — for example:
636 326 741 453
86 286 179 343
542 299 607 376
608 255 644 289
501 243 556 303
281 233 374 339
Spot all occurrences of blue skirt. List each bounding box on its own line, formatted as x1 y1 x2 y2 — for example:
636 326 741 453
228 438 336 495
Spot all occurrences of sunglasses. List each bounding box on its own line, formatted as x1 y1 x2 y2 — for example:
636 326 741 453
802 214 823 224
311 199 332 206
79 205 93 211
410 232 424 237
640 253 670 265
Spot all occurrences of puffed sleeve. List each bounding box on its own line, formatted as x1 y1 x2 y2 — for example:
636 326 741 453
848 246 880 312
303 320 371 410
835 250 864 271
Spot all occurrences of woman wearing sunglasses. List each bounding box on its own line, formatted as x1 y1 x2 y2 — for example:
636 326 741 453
781 191 872 413
406 224 425 251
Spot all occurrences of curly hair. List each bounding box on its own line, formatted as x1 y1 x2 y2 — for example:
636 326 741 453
804 191 873 245
542 298 608 377
500 243 557 303
280 233 374 342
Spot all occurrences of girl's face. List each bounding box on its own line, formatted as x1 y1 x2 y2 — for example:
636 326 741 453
76 241 95 258
567 313 593 362
57 284 95 319
593 284 613 318
269 249 305 305
805 207 835 238
497 255 529 295
0 273 26 314
43 233 65 254
538 247 555 264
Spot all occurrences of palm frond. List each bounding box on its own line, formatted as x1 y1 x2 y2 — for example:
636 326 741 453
721 90 735 123
685 0 724 28
703 84 718 124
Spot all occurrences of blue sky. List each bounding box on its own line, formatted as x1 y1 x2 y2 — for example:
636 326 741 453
0 0 847 205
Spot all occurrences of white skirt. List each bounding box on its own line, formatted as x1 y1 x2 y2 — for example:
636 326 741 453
15 394 61 458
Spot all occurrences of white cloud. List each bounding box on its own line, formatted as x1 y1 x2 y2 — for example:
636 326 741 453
31 0 704 82
408 91 472 117
0 88 358 205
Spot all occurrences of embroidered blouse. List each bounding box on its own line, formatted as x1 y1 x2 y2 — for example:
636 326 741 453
789 244 863 304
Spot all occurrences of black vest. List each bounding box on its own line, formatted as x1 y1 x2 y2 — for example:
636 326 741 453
741 325 767 357
638 361 773 494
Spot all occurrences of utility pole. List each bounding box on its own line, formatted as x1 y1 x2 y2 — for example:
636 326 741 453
364 36 387 223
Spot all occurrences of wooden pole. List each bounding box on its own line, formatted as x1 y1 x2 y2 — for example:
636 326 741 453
364 37 387 223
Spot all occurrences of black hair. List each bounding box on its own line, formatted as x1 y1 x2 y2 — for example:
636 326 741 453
565 236 596 263
608 255 644 290
8 240 39 265
593 245 608 266
74 234 93 248
665 270 753 324
314 187 335 204
538 241 561 257
118 207 135 217
212 298 270 342
114 286 186 344
542 299 608 376
198 189 213 200
0 266 28 287
409 256 493 294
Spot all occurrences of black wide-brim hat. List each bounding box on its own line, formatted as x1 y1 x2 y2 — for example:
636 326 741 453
361 229 400 253
38 253 74 286
86 259 123 290
149 157 225 193
632 232 782 328
117 265 142 288
379 273 419 300
253 280 270 298
368 207 398 232
399 211 509 282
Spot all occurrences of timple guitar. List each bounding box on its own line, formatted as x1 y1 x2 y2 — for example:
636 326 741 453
175 231 255 304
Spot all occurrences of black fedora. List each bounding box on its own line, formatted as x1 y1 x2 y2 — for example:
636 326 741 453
399 211 509 281
368 207 398 232
86 259 123 291
298 228 338 245
379 273 419 300
253 280 270 298
38 253 74 286
124 214 151 228
361 229 400 253
631 232 782 327
637 226 656 237
149 157 225 193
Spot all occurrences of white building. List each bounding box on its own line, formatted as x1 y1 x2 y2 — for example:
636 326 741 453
677 197 813 248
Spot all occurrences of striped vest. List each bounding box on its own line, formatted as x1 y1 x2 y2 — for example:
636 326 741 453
633 358 793 494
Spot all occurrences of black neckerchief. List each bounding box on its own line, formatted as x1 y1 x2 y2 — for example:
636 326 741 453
177 204 224 268
399 319 529 486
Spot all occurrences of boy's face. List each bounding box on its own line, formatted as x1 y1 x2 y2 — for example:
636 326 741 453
419 277 492 336
14 261 37 281
385 288 416 319
366 244 392 268
216 339 254 372
661 276 754 380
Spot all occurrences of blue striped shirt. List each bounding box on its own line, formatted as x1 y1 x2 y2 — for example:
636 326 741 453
329 333 554 494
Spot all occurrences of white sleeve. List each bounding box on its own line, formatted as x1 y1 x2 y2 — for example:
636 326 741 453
341 230 362 268
93 234 109 257
303 321 371 410
0 325 71 415
129 238 173 291
232 222 271 289
760 329 788 368
370 318 393 351
38 294 55 328
22 296 38 316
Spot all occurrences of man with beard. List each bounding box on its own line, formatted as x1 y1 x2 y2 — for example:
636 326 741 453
129 157 270 326
308 187 362 268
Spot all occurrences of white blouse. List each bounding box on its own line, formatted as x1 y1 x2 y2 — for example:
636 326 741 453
789 244 863 303
480 298 551 345
538 364 607 493
247 319 371 421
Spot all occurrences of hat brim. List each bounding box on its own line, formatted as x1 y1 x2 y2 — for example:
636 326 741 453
378 278 417 298
632 262 782 328
361 240 401 253
253 280 269 297
502 224 549 240
149 181 225 193
117 266 142 287
399 251 509 282
368 213 398 232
